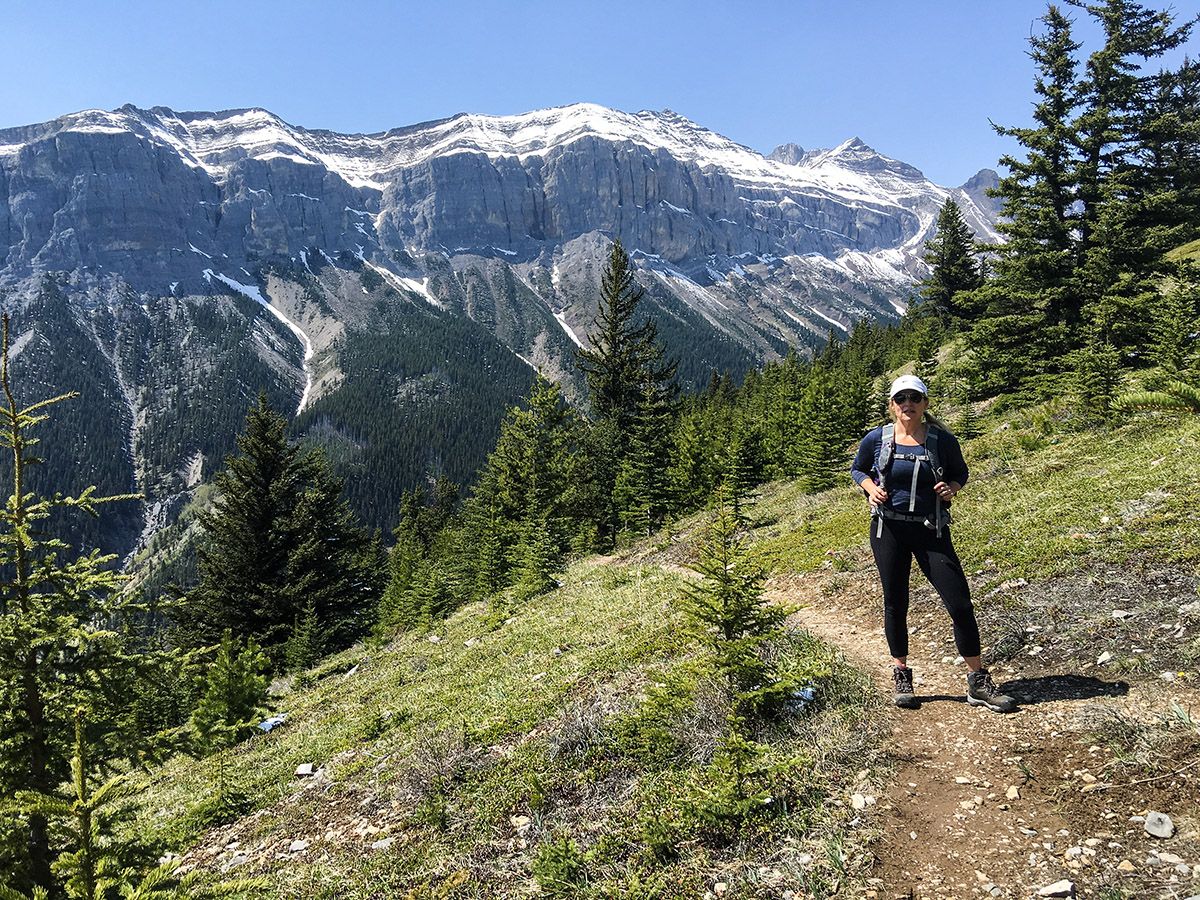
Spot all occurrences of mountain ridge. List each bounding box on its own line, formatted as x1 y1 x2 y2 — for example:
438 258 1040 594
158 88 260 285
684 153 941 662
0 100 1002 557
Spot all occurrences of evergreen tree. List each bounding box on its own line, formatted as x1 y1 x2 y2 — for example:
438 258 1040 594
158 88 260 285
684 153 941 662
376 490 431 634
576 240 678 544
511 512 560 602
1070 339 1123 425
1113 378 1200 413
183 395 376 663
5 710 262 900
720 422 761 527
679 490 791 716
987 5 1083 328
1151 274 1200 374
666 408 710 512
615 375 677 537
190 631 269 755
791 365 848 492
1069 0 1195 346
0 316 141 894
283 599 321 673
920 198 983 321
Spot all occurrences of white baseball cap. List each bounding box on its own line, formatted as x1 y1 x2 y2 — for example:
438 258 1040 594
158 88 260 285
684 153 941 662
889 375 929 398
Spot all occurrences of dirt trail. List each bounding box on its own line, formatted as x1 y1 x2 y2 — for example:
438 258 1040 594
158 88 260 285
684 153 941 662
767 570 1200 900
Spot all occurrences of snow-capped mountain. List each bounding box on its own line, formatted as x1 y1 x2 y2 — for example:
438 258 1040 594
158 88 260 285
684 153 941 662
0 103 1000 556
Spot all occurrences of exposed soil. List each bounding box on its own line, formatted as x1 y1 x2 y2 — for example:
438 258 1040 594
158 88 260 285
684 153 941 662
769 559 1200 900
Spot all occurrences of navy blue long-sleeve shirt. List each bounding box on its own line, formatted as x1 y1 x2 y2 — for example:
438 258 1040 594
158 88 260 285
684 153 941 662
850 425 969 516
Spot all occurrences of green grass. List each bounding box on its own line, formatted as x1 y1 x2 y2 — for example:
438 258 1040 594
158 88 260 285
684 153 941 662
753 412 1200 584
137 553 882 898
1165 237 1200 263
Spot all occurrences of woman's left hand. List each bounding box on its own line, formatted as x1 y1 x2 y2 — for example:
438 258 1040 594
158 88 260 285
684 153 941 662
934 481 958 501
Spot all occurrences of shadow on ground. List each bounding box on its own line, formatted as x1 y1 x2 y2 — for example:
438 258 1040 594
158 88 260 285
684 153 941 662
1002 673 1130 704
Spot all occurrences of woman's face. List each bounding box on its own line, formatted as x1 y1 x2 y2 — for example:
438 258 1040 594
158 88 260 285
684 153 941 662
891 390 927 423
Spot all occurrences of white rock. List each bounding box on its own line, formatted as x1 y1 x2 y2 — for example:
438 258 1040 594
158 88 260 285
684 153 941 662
1145 811 1175 838
294 763 314 777
289 839 309 853
371 837 395 851
1096 651 1112 665
1037 880 1076 898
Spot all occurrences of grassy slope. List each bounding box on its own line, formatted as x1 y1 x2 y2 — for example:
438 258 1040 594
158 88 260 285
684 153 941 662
138 409 1200 898
755 410 1200 580
144 557 879 898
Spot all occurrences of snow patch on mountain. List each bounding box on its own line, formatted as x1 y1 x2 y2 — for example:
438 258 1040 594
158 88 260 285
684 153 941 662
204 269 314 414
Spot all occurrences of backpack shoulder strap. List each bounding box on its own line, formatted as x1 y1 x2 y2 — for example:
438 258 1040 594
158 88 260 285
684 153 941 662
926 425 942 476
877 423 895 484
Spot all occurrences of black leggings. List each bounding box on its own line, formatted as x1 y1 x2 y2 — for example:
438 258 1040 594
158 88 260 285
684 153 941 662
869 518 981 660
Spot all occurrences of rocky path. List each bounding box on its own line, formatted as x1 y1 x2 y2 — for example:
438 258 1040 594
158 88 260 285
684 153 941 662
767 571 1200 900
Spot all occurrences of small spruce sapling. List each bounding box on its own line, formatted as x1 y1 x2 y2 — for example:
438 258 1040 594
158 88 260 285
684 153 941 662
190 630 269 755
680 488 792 717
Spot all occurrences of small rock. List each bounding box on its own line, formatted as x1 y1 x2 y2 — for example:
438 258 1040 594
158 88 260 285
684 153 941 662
851 793 875 810
464 637 478 648
371 837 394 851
1157 851 1183 865
1145 811 1175 839
955 776 974 784
1006 785 1021 800
1161 671 1177 682
714 884 727 896
427 634 441 644
1097 651 1113 665
1117 859 1136 872
1037 880 1076 898
1111 609 1134 620
294 763 314 777
225 853 248 869
289 839 309 853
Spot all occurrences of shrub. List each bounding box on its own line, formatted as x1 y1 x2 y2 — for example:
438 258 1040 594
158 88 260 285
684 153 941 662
532 836 587 896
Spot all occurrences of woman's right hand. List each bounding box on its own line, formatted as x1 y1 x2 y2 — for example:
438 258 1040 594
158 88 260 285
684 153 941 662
862 480 888 505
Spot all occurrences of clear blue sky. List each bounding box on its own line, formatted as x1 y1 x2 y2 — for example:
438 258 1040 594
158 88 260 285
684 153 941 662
4 0 1199 185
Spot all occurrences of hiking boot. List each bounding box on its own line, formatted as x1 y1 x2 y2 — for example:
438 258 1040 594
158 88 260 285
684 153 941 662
892 666 919 709
966 669 1017 713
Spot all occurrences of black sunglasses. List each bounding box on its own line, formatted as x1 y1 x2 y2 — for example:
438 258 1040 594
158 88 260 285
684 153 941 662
893 391 926 404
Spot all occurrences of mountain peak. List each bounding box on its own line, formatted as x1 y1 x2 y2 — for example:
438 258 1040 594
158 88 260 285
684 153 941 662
768 142 807 165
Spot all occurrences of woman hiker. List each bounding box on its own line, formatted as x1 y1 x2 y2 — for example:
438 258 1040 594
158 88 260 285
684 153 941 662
850 375 1016 713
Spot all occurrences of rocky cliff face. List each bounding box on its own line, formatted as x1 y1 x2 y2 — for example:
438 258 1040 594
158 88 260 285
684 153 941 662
0 103 1001 556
